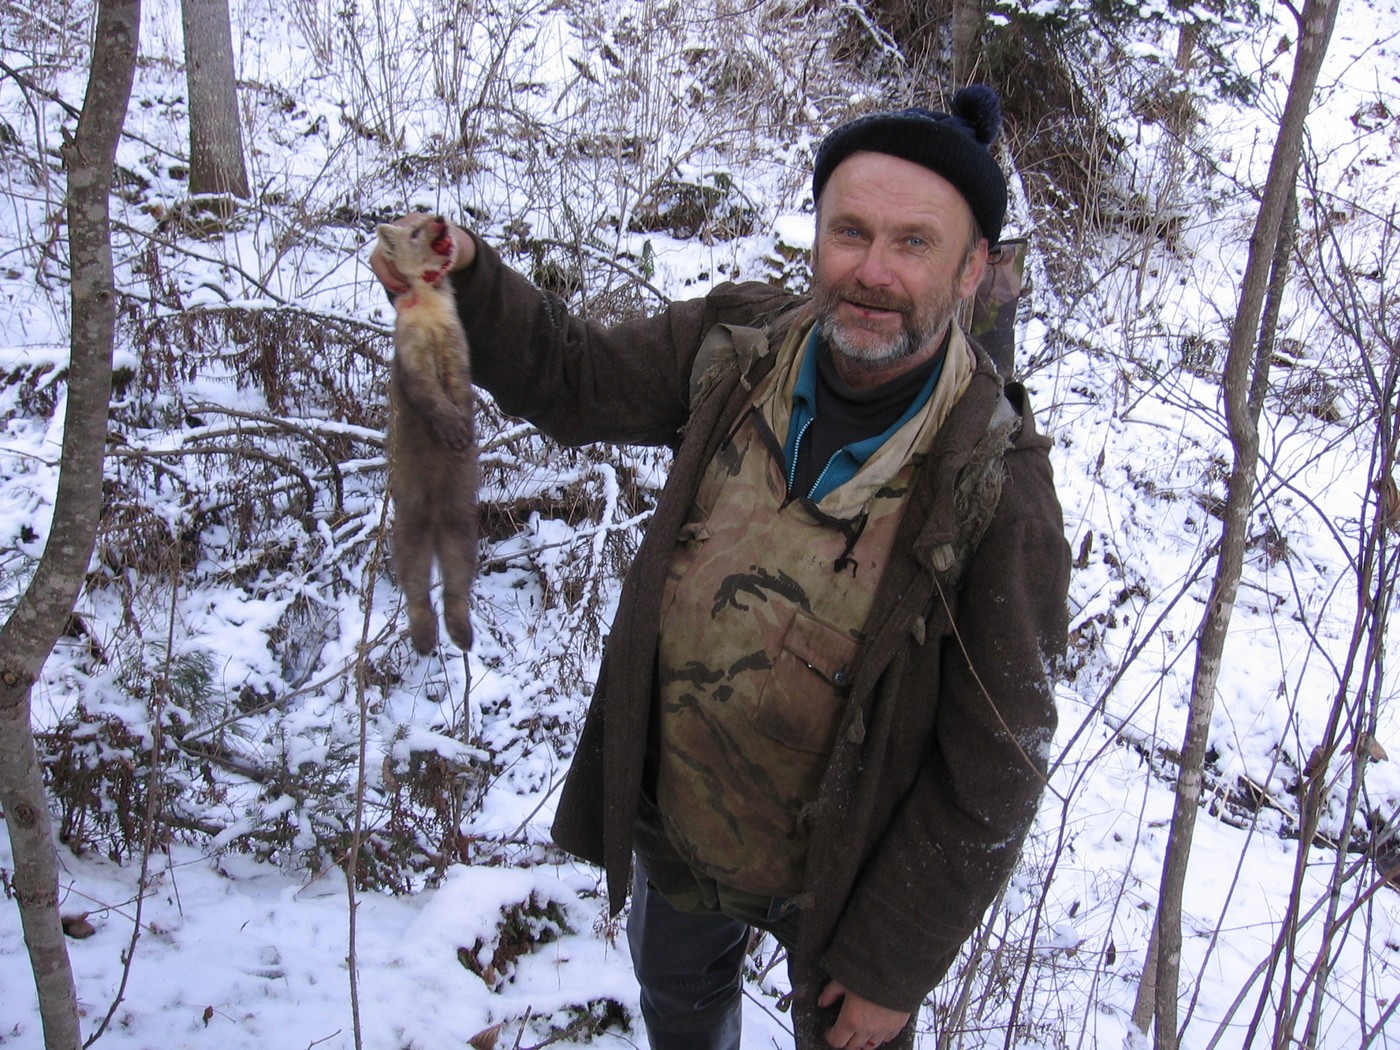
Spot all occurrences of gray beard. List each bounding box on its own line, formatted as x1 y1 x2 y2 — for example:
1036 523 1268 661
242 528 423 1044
814 295 954 376
822 314 917 369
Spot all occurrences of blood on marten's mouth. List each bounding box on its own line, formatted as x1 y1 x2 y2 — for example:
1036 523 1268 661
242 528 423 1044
430 224 453 257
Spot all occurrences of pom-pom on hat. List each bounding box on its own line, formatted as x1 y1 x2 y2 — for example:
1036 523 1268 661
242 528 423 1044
812 84 1009 244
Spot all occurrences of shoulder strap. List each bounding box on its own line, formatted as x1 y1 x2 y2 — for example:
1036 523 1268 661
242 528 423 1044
688 322 771 407
688 300 812 409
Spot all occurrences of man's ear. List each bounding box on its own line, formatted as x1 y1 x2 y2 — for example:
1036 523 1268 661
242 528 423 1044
958 238 989 300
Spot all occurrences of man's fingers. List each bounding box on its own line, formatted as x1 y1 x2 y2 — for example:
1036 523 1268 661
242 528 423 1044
448 223 476 269
817 980 845 1009
824 1020 857 1050
819 981 909 1050
369 246 410 295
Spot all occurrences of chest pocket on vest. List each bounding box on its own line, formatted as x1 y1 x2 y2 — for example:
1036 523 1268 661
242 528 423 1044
750 611 859 755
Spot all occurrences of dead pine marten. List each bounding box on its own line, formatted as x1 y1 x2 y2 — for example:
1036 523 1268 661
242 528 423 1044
375 216 477 654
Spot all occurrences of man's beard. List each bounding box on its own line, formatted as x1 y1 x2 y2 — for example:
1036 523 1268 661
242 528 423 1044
813 277 959 373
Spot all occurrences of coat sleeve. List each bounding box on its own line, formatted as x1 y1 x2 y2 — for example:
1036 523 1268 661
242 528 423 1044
451 234 795 447
819 444 1071 1012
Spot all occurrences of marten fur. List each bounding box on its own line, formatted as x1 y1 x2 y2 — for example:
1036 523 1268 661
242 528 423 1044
376 216 477 654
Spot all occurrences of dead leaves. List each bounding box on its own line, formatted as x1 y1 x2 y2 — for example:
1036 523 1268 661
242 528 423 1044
61 912 96 939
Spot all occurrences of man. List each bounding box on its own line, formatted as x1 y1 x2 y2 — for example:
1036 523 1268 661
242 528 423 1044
372 84 1070 1050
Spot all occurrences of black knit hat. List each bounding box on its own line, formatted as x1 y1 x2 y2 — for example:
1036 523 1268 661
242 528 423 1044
812 84 1009 243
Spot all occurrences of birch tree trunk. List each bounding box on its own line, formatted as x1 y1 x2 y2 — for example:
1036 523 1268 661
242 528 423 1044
181 0 250 200
0 1 140 1046
1145 2 1341 1047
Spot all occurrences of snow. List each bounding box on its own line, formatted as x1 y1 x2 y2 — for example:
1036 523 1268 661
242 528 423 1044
3 0 1400 1047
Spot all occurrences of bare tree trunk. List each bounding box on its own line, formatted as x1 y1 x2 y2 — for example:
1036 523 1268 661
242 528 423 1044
1248 191 1298 421
1131 920 1160 1034
1146 3 1341 1047
949 0 986 83
0 2 140 1047
181 0 250 200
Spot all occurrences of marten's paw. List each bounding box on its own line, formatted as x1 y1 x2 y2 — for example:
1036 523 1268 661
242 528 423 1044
407 602 438 655
434 414 474 453
443 599 473 653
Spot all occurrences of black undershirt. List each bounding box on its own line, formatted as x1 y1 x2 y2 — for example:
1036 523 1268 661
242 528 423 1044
790 337 946 500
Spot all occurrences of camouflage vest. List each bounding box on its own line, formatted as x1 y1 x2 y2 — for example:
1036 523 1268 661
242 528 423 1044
654 320 978 897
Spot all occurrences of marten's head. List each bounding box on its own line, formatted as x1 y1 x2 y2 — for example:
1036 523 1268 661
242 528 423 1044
376 216 456 287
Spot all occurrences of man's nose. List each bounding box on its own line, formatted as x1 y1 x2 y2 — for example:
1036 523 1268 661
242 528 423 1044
851 242 895 287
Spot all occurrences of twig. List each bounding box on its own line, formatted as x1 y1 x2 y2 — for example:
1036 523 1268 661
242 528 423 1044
1361 991 1400 1049
520 1005 626 1050
477 510 653 571
742 980 796 1039
512 1007 533 1050
0 59 81 119
345 487 392 1050
530 236 670 305
84 562 181 1046
506 771 565 842
181 660 363 744
107 443 320 524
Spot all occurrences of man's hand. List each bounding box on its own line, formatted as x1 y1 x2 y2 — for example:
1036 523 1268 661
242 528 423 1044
817 981 910 1050
369 213 476 295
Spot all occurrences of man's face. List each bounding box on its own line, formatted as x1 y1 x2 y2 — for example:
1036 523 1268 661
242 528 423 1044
811 152 987 388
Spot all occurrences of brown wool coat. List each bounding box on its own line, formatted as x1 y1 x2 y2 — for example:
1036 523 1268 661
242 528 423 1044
452 235 1072 1041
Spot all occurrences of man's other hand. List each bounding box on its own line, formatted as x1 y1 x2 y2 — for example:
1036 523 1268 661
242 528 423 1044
817 980 910 1050
369 213 476 295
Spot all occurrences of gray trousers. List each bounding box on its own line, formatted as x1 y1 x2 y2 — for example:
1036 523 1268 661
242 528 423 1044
626 852 922 1050
627 855 801 1050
